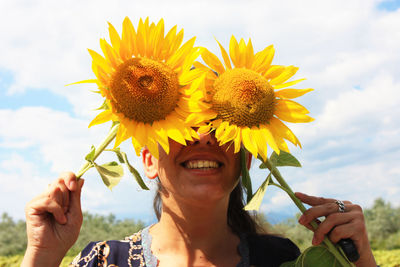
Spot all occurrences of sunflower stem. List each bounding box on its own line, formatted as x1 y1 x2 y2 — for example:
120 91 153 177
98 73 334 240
261 158 353 267
75 124 119 179
240 148 253 202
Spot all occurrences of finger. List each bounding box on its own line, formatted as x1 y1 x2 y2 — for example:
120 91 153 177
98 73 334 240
312 212 354 245
295 192 336 206
47 179 69 214
27 197 67 224
68 179 84 224
59 172 78 191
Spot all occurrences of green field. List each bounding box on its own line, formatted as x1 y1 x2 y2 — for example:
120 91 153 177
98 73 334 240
1 250 399 267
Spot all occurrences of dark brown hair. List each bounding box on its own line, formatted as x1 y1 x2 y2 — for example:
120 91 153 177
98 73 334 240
153 180 262 235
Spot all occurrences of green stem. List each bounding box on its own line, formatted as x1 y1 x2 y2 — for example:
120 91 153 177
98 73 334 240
75 124 119 179
262 158 353 267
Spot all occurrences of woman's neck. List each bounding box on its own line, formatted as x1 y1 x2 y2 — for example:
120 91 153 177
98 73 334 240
149 195 241 266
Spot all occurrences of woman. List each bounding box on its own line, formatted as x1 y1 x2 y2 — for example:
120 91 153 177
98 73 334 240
21 132 377 266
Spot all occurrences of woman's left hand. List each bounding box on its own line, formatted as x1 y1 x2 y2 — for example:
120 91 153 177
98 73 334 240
295 192 377 267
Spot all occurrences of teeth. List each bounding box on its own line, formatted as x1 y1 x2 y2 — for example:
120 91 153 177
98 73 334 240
185 160 219 169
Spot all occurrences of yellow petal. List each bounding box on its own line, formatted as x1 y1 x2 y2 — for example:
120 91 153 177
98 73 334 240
120 17 136 59
66 79 98 86
259 125 279 154
219 124 238 145
107 22 121 53
252 128 268 161
273 78 306 90
245 38 255 68
88 110 113 127
241 127 258 157
274 109 314 123
114 123 129 148
263 65 285 80
201 48 225 75
269 117 301 147
131 136 142 156
100 39 119 69
216 39 232 69
270 66 299 85
167 36 196 70
276 99 311 114
275 88 314 99
252 45 274 73
179 68 204 85
215 121 228 140
88 49 112 73
233 129 242 153
229 35 240 68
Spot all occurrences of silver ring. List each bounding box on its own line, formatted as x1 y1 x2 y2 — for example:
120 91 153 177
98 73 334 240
335 200 346 213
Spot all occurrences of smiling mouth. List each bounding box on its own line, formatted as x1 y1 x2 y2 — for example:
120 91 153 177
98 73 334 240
182 160 222 169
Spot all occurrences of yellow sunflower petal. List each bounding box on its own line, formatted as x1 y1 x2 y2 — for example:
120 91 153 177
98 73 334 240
241 127 258 157
131 136 142 156
114 123 129 148
276 99 311 114
88 110 113 127
88 49 112 74
201 48 225 75
252 45 274 72
259 125 279 154
245 38 255 68
275 88 314 99
120 17 136 59
269 117 301 147
100 39 120 69
229 35 241 68
216 39 232 69
263 65 285 80
167 36 196 70
270 66 299 85
252 128 268 161
233 129 242 153
219 124 238 145
108 22 121 53
273 78 306 90
215 121 228 140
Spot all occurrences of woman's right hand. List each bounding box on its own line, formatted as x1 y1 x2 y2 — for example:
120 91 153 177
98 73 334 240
21 172 84 267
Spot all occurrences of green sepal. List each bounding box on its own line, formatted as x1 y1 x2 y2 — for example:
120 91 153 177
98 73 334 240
90 90 102 94
280 245 345 267
85 145 96 162
244 173 271 211
108 148 150 190
260 151 302 169
93 161 123 190
93 99 109 111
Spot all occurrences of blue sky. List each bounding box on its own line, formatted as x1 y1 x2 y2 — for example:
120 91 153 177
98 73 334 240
1 0 400 224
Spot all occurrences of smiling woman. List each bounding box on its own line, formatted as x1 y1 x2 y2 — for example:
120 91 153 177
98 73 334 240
20 17 378 267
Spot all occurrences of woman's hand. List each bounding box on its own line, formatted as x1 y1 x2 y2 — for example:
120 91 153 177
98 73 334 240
21 172 84 267
295 192 377 267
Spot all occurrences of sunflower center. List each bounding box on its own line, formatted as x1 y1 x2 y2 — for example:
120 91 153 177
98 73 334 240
212 68 275 127
109 58 179 123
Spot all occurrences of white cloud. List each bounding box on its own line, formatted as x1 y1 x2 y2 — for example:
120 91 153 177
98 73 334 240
1 0 400 221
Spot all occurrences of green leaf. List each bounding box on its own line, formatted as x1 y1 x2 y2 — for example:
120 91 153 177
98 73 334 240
107 148 150 190
240 148 252 202
94 161 123 190
244 174 271 211
85 145 96 162
280 245 345 267
270 151 302 168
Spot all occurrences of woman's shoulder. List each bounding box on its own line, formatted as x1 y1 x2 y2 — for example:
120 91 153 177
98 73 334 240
69 231 145 267
245 233 300 267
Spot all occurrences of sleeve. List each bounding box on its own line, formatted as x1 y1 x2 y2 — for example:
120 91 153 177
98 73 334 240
247 234 301 267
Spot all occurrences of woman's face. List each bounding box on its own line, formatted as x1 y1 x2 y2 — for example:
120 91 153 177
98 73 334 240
143 132 242 206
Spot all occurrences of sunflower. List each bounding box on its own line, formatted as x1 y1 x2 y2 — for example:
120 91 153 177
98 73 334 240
75 17 214 158
197 36 314 161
